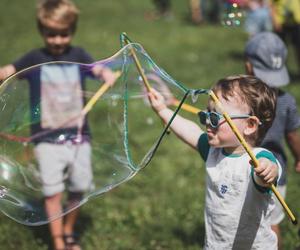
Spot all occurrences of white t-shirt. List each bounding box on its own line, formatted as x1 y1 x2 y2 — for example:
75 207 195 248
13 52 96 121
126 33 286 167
41 64 83 129
198 134 280 250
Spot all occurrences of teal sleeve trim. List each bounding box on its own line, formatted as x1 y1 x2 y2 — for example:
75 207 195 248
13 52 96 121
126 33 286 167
256 150 277 163
251 150 278 194
197 133 210 161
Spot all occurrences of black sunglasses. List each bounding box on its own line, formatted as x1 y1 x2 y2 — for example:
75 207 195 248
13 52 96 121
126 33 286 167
41 27 73 38
198 111 252 128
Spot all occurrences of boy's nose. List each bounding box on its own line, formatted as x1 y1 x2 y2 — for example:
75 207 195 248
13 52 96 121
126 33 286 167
52 35 64 44
205 116 210 126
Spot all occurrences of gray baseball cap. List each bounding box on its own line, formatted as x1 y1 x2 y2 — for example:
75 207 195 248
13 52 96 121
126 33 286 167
245 31 289 87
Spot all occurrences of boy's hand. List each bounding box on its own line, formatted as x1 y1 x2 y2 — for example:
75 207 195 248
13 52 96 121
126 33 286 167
92 65 118 87
253 158 278 185
101 67 119 87
0 65 16 82
148 88 167 113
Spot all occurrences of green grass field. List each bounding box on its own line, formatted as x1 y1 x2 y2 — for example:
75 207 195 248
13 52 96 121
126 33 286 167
0 0 300 249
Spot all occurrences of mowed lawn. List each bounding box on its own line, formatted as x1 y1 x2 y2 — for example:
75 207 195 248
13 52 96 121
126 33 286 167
0 0 300 249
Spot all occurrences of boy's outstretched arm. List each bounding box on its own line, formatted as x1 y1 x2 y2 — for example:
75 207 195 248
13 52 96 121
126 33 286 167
0 64 16 82
253 158 280 187
148 88 204 149
91 65 118 87
285 129 300 173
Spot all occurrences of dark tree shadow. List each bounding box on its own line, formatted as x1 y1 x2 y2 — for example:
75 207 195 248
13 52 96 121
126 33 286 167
228 50 245 62
31 224 52 250
74 210 93 237
295 229 300 250
290 72 300 83
172 223 205 247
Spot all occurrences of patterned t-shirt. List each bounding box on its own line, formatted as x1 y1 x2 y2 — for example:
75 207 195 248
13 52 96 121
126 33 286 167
197 133 280 250
13 46 93 143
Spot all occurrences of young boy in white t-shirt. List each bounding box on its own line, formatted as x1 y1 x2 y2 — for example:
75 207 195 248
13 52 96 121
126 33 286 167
149 75 281 249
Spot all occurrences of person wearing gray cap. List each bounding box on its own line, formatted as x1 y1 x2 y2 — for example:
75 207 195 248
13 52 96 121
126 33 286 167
245 31 300 250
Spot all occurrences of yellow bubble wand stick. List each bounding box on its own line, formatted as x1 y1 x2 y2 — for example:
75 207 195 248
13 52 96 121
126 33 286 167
81 70 121 116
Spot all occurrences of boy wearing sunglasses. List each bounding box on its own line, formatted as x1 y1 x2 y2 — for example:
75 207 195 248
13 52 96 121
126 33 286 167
149 75 281 249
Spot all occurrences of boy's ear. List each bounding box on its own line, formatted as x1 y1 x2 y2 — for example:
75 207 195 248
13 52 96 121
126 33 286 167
37 20 43 34
245 61 254 75
244 116 260 136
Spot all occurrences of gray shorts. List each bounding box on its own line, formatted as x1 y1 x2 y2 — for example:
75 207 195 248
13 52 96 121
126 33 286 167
34 142 93 196
270 185 287 225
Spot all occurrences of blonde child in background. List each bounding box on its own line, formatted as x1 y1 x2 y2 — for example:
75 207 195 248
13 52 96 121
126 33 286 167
0 1 116 250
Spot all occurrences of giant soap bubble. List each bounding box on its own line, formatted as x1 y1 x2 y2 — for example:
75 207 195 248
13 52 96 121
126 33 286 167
0 33 297 227
0 33 192 225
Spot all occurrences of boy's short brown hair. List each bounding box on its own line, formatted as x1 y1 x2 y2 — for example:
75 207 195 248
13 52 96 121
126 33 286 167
211 75 277 145
37 0 79 33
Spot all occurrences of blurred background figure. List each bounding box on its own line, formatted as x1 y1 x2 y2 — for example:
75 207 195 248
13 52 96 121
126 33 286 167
244 0 273 36
270 0 300 76
145 0 173 20
189 0 203 25
201 0 223 23
153 0 171 16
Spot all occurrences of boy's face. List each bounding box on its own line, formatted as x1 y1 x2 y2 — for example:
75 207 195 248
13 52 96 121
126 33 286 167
40 19 73 56
205 91 252 152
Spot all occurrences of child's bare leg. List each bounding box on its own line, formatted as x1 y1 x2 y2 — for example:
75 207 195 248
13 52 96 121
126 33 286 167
45 193 65 250
63 208 80 235
63 192 82 250
189 0 202 24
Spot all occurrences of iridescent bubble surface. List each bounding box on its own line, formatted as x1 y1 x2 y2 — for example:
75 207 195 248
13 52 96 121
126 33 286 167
0 42 190 225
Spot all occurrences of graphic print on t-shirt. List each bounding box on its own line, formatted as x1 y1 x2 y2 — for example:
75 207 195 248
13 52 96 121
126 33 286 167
41 64 83 129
